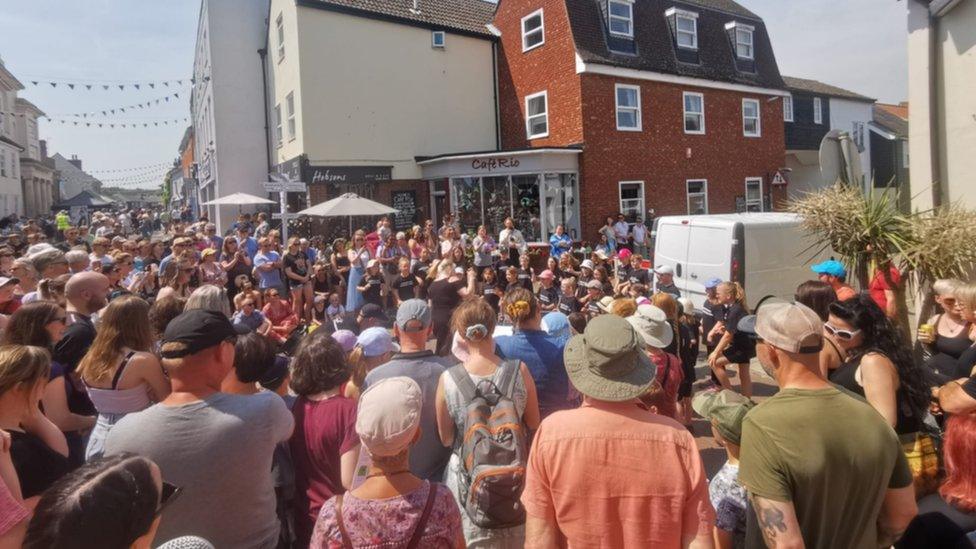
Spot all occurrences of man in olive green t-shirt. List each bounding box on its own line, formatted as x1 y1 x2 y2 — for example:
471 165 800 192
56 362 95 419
736 302 917 548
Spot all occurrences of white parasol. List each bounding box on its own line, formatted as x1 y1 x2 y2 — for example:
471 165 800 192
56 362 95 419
297 193 398 234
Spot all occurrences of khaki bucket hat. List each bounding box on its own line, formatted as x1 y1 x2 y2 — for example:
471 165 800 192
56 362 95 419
564 315 656 402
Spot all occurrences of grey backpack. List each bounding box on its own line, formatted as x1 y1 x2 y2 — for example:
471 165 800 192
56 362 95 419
448 360 527 529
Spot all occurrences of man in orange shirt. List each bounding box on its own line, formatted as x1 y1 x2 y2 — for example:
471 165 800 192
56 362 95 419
521 315 715 548
811 260 856 301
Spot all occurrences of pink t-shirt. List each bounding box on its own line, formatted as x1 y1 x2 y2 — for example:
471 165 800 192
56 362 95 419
642 352 684 420
522 399 715 547
869 265 902 313
0 477 28 536
290 395 359 547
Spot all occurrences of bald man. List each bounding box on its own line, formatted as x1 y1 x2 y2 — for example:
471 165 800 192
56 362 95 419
54 272 111 371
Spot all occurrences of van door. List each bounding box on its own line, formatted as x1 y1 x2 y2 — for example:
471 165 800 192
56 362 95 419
683 220 732 306
652 218 690 290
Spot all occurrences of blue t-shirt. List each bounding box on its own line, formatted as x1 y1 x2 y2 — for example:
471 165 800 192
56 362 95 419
237 236 259 259
495 329 572 418
233 310 267 332
254 251 283 289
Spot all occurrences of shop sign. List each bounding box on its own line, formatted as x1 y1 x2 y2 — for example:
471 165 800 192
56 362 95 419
272 156 304 183
307 165 392 186
471 157 521 173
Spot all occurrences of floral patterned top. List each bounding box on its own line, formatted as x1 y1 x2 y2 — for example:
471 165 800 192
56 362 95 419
310 481 461 549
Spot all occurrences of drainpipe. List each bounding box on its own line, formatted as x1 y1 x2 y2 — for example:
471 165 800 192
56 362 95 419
927 5 944 208
492 40 501 150
258 47 273 177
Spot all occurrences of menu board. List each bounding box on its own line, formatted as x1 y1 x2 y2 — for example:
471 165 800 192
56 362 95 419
391 190 417 230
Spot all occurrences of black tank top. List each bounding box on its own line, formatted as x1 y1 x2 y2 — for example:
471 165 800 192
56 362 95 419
829 353 921 435
933 315 973 359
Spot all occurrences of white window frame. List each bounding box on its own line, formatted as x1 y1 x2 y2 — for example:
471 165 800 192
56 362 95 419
521 9 545 52
742 98 761 137
286 92 296 141
619 181 645 219
745 177 764 211
686 179 708 215
813 97 823 124
683 91 705 135
783 95 793 122
608 0 634 38
276 14 285 62
432 31 446 48
724 22 755 60
614 84 641 131
525 90 549 139
274 104 283 146
666 8 699 50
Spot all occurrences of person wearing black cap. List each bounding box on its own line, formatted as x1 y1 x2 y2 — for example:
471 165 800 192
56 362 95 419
103 310 294 549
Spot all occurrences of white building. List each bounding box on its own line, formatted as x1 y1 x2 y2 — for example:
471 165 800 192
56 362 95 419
265 0 498 232
192 0 271 232
15 98 55 216
907 0 976 210
0 59 24 218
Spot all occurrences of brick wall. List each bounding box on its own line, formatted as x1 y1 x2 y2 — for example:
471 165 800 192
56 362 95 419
495 0 583 149
576 74 787 239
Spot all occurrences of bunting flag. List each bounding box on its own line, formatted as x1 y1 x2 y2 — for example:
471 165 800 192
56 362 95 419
45 116 190 128
44 91 186 119
22 76 193 90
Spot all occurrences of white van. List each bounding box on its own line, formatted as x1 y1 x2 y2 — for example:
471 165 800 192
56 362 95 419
652 213 833 308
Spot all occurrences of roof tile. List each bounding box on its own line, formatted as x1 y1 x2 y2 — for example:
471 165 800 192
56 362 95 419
299 0 496 36
783 76 875 103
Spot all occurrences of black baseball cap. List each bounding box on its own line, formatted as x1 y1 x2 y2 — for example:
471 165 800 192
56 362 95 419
161 309 242 359
358 303 388 322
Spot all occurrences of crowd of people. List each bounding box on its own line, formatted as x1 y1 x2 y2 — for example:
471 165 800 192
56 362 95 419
0 206 973 548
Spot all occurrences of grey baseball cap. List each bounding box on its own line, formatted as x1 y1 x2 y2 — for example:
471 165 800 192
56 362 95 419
396 299 431 332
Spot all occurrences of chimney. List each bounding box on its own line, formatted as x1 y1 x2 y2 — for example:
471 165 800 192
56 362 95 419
68 154 82 170
39 140 47 159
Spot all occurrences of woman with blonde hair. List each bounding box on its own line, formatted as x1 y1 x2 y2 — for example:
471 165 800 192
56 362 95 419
707 282 754 398
78 295 171 459
346 230 371 312
156 259 192 301
427 259 477 356
435 298 539 547
0 345 70 498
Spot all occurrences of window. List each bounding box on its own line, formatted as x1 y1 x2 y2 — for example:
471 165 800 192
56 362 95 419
902 143 909 169
813 97 823 124
521 9 545 52
608 0 634 37
666 8 699 50
450 173 579 241
783 95 793 122
742 98 761 137
734 25 754 59
286 92 296 140
432 31 446 48
525 91 548 139
745 178 763 212
274 104 283 146
852 121 865 152
619 181 644 222
615 84 641 131
686 180 708 215
0 152 5 178
683 92 705 134
276 14 285 61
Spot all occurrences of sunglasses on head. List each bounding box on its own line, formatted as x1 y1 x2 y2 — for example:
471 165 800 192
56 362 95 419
156 481 182 516
824 323 861 341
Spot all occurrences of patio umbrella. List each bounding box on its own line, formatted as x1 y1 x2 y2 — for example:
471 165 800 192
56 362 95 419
200 192 276 206
298 193 398 234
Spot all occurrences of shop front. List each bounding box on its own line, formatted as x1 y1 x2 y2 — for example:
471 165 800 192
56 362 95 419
417 148 582 243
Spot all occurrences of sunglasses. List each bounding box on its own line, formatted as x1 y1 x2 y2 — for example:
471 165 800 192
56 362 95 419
824 323 861 341
156 481 183 516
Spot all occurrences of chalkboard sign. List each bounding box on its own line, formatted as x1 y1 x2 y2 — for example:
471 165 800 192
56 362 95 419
391 190 417 230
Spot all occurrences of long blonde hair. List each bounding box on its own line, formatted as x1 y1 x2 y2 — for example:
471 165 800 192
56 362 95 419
78 295 154 384
0 345 51 396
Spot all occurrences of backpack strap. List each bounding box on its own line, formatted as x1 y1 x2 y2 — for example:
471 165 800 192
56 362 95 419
448 364 480 403
498 359 521 399
406 481 438 549
335 495 354 549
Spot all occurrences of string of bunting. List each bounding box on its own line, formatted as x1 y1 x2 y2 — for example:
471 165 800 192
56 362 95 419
49 117 190 128
24 77 193 91
87 162 173 174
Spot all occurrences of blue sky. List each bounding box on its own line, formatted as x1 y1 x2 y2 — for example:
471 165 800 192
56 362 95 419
0 0 907 190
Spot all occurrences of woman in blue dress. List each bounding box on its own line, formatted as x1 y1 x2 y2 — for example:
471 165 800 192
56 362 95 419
345 229 371 312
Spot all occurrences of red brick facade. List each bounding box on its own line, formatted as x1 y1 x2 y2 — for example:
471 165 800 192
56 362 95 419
494 0 788 240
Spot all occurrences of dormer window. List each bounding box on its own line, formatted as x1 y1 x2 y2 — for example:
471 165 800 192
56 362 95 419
666 8 698 50
725 22 755 59
608 0 634 38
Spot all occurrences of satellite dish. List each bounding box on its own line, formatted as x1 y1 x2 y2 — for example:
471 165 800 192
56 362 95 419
819 130 863 187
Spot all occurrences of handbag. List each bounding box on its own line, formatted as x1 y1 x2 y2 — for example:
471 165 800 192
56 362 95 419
902 431 940 497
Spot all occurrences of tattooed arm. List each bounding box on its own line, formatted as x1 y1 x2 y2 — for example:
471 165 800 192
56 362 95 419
877 485 916 547
749 494 804 549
